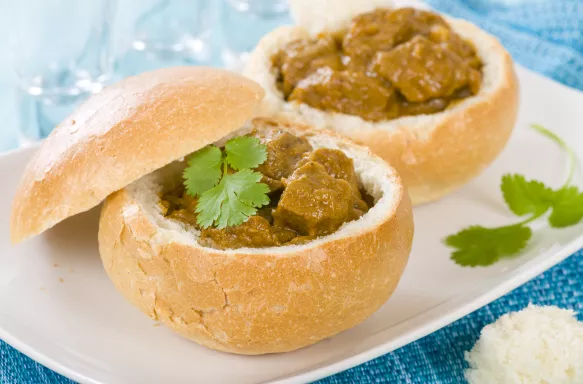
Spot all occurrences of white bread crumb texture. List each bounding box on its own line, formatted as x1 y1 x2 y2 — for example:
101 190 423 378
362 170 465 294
465 304 583 384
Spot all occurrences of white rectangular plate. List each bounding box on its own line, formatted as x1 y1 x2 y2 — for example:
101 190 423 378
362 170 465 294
1 66 582 384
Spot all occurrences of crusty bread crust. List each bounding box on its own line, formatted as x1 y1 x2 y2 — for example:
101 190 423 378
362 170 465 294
10 67 264 243
98 123 414 355
244 7 519 205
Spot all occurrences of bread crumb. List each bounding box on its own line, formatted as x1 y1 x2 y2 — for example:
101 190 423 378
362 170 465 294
68 267 74 273
59 277 64 283
40 287 45 291
465 304 583 384
53 263 59 268
153 323 161 327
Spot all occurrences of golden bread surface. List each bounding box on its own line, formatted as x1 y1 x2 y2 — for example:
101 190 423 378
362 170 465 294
10 67 264 243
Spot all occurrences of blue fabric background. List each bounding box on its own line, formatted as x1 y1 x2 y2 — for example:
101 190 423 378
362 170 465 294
1 0 583 383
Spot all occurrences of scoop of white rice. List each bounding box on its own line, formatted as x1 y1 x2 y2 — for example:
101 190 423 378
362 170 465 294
465 305 583 384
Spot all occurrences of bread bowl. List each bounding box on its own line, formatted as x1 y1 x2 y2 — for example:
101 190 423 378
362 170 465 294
244 0 519 205
10 67 414 355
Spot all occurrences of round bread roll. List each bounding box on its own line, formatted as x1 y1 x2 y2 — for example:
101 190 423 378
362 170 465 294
244 0 519 205
98 117 413 355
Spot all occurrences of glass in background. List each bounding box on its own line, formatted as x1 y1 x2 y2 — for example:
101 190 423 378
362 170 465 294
220 0 291 70
115 0 214 77
9 0 115 144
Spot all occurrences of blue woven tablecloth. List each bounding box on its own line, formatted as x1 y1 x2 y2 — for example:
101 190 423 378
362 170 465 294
1 1 583 383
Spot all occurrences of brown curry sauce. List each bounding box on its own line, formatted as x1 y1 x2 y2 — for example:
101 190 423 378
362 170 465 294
272 8 483 121
159 129 373 250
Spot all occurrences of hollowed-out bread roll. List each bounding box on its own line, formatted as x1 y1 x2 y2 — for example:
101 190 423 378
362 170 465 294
244 0 519 205
98 119 413 355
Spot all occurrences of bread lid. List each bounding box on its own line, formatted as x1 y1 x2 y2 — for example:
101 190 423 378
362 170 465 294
10 67 265 244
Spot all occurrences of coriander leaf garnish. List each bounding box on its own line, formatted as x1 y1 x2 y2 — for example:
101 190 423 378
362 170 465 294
196 170 269 229
233 170 271 207
446 225 532 267
501 174 554 216
195 180 226 228
548 186 583 228
225 136 267 170
183 145 223 197
446 124 582 267
183 136 270 229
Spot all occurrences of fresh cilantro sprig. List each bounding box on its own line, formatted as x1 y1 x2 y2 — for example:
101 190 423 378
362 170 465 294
446 124 583 267
183 136 269 229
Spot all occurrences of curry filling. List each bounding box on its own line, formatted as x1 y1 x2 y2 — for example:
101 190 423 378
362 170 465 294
159 128 374 250
272 7 483 121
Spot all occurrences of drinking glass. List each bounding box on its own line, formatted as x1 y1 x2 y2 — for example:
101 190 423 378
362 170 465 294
8 0 115 143
220 0 291 69
115 0 214 76
10 0 115 102
228 0 289 15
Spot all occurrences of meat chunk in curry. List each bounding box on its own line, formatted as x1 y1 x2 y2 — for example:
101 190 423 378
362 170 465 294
289 68 395 121
372 35 481 102
255 129 313 180
273 162 364 237
298 148 360 190
297 148 368 214
342 7 447 66
273 35 344 97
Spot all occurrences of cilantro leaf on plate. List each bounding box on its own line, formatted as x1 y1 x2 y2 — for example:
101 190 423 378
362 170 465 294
445 124 582 268
501 174 554 216
445 225 532 267
195 169 270 229
183 145 223 197
548 186 583 228
225 136 267 170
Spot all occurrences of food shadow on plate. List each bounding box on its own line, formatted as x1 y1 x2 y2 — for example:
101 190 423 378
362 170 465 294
41 204 102 267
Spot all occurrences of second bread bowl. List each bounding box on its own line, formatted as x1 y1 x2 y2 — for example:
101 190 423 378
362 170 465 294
244 0 519 205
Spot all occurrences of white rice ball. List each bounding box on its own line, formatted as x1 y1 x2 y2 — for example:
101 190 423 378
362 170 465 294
465 305 583 384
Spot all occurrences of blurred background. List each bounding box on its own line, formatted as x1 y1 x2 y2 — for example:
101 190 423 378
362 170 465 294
0 0 292 150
